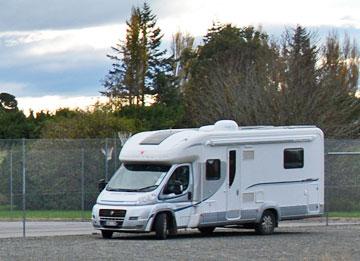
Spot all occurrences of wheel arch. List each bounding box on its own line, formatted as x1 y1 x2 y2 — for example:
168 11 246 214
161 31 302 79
150 209 177 231
257 204 280 226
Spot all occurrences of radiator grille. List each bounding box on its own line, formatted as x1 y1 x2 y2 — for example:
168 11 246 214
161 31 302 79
99 209 126 228
99 209 126 218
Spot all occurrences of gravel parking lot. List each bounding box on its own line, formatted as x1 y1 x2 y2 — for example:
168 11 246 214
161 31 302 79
0 225 359 261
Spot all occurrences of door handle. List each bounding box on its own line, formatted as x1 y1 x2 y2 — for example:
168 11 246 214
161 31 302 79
188 192 192 200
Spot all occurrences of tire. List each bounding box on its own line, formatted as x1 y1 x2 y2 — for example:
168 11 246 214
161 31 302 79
168 222 178 237
101 230 113 239
255 210 276 235
154 213 168 240
198 226 215 235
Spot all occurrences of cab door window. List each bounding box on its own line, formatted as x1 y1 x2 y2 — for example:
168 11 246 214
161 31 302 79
163 166 190 195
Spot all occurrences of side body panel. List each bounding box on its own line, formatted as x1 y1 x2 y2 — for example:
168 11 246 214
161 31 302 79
195 131 324 227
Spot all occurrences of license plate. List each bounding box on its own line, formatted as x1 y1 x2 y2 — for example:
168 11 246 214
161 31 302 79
105 221 117 226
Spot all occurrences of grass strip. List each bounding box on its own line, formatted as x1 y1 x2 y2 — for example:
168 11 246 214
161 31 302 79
0 210 91 220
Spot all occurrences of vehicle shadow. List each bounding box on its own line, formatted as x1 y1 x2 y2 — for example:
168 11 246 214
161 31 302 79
95 229 311 241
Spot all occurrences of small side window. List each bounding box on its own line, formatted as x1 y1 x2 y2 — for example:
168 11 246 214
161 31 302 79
206 159 221 180
284 148 304 169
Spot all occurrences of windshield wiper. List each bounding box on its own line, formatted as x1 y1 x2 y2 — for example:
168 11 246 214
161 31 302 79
134 185 158 192
107 185 158 192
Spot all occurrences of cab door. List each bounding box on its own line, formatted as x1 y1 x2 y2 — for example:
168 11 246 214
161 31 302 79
159 164 193 227
226 148 241 219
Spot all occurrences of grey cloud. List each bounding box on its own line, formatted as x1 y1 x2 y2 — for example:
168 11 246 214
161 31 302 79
0 0 135 31
0 31 109 96
151 0 189 19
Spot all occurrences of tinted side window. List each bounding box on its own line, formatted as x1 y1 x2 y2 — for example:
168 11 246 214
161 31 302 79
284 148 304 169
206 159 221 180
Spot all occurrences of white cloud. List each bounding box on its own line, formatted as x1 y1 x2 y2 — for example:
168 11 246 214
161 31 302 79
1 0 358 65
157 0 360 40
27 24 126 56
0 23 126 57
16 95 158 115
17 95 109 115
2 0 358 59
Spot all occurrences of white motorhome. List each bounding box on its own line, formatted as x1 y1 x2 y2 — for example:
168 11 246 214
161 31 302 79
92 120 324 239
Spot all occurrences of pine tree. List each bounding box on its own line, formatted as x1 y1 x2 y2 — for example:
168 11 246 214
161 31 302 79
102 3 169 107
140 2 172 104
279 26 319 124
102 7 142 107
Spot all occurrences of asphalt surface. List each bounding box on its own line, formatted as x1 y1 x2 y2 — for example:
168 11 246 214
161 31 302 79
1 218 360 238
0 225 359 260
0 221 92 238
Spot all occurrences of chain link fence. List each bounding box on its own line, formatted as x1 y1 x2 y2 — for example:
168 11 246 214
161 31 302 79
0 138 124 236
325 139 360 213
0 138 359 236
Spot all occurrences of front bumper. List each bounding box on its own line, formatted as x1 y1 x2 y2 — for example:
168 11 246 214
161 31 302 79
92 204 154 232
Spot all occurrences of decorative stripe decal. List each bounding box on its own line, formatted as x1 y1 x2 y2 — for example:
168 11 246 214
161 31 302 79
174 205 192 212
175 178 318 212
246 178 319 189
174 196 211 212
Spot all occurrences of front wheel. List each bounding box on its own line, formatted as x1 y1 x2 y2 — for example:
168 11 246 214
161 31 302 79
154 213 168 240
255 210 275 235
101 230 113 239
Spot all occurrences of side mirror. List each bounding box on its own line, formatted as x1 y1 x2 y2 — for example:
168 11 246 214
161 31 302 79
98 179 107 192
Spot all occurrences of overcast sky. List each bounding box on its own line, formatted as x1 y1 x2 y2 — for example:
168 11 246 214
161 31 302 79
0 0 359 113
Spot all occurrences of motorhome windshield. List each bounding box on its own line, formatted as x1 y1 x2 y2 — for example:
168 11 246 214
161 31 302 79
106 164 171 192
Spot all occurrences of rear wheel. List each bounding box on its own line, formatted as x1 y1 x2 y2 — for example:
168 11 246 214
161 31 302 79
255 210 275 235
101 230 113 239
198 226 215 235
154 213 168 240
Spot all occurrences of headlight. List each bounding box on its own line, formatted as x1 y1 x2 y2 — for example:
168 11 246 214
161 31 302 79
137 193 157 205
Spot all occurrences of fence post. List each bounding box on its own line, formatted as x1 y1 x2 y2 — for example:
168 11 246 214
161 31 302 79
9 149 13 212
113 136 117 171
326 211 329 226
81 148 85 221
22 138 26 238
105 138 108 182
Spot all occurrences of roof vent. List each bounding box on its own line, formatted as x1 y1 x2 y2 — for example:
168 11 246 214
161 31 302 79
214 120 238 131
